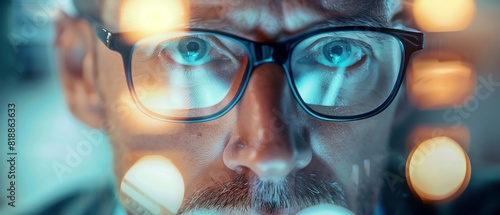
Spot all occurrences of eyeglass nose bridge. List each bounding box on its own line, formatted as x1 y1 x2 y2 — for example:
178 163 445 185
251 43 290 66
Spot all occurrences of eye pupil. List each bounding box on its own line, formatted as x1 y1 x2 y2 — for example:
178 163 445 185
329 45 344 60
186 41 200 52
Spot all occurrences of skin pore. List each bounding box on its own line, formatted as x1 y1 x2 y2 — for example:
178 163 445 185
57 0 403 214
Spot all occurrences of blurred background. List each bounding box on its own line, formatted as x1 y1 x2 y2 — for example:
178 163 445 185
0 0 114 214
0 0 499 214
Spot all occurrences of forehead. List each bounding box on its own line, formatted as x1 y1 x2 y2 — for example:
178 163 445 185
99 0 398 37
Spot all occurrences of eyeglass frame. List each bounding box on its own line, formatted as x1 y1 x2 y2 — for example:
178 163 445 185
83 16 424 123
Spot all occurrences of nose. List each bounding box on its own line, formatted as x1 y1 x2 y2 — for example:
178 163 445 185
223 63 312 181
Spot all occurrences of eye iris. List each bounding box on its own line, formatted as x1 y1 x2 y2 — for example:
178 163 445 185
178 37 207 62
323 41 352 65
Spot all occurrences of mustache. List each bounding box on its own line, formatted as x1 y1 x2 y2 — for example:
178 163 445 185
179 172 347 214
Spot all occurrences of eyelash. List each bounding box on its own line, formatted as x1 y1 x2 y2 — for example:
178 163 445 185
304 37 372 57
155 35 240 68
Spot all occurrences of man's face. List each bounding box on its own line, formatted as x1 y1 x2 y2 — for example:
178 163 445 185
62 0 401 214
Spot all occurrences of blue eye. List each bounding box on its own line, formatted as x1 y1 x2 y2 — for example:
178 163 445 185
323 41 351 64
177 37 208 63
319 40 365 68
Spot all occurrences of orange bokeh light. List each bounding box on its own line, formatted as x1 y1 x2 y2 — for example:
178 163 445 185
407 52 476 110
406 136 471 203
121 156 184 214
119 0 190 44
413 0 476 32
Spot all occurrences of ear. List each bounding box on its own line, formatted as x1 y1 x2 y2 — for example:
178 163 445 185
55 12 104 128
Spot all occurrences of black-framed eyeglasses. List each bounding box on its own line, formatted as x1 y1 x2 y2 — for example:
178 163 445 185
86 17 424 123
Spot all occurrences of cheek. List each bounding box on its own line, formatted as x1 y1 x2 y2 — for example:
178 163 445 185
309 105 396 203
95 43 237 191
310 108 394 163
104 104 237 194
96 42 187 135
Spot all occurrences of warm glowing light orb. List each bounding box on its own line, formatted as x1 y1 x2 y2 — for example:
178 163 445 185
121 155 185 214
406 136 471 202
119 0 190 44
407 53 475 110
413 0 475 32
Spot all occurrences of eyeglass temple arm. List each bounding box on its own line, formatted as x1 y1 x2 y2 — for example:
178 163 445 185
82 15 116 50
397 30 425 52
94 27 115 49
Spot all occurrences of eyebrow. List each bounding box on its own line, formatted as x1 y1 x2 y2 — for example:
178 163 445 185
305 0 390 26
184 12 390 42
186 15 388 35
107 0 391 37
186 0 390 31
322 13 390 28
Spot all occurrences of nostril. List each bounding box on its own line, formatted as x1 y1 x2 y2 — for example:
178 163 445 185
232 165 251 176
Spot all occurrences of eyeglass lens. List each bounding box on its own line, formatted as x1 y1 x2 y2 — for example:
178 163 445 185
130 31 402 119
